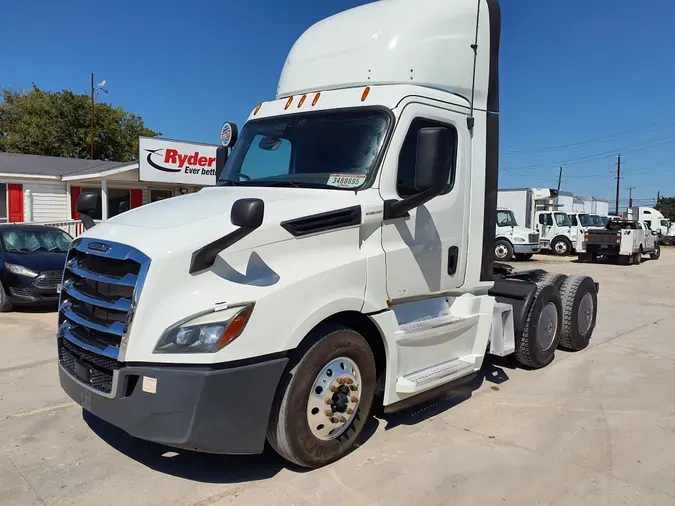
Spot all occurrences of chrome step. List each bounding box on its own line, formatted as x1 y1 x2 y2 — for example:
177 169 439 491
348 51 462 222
396 357 475 393
398 313 466 334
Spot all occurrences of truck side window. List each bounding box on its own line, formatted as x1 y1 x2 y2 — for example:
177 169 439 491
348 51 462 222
545 214 554 226
571 215 578 226
397 118 457 197
538 214 545 225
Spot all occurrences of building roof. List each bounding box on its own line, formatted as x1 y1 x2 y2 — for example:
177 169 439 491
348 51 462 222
0 152 136 179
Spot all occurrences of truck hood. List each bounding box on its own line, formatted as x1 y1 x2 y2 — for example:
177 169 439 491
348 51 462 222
79 186 363 260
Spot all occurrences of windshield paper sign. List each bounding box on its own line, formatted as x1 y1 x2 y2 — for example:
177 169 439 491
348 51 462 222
139 137 220 185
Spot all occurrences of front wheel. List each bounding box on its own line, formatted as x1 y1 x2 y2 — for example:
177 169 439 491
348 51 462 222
494 240 514 262
0 283 13 312
551 237 572 256
267 326 376 468
651 244 661 260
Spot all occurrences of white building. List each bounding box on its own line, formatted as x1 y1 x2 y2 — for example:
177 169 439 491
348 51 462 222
1 152 206 235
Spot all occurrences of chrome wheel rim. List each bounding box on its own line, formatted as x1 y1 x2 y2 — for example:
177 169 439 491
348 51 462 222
555 241 567 254
495 244 508 260
577 292 594 335
537 302 558 351
307 357 361 441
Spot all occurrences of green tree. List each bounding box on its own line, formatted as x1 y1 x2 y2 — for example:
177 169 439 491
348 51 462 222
656 197 675 221
0 85 160 162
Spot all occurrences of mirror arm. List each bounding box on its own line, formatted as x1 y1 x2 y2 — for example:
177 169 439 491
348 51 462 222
80 213 97 231
383 184 447 220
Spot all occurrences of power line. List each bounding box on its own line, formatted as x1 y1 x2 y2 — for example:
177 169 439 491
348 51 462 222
504 115 675 154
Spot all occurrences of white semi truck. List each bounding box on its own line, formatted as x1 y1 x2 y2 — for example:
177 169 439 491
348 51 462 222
494 207 540 261
57 0 600 468
498 188 576 255
625 206 673 245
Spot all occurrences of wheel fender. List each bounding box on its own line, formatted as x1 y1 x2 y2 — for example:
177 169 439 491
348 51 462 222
282 297 368 352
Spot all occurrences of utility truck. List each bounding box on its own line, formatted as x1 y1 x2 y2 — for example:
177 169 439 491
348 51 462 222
56 0 599 469
494 207 540 261
498 188 576 255
582 218 660 264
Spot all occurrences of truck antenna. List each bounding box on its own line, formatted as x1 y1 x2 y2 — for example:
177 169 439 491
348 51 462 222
467 0 482 132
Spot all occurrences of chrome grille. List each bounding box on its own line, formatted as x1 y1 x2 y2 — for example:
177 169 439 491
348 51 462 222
58 238 150 363
528 233 540 243
58 337 118 394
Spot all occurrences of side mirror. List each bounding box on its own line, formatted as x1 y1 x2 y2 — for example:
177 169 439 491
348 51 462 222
414 127 453 192
76 192 100 230
189 198 265 274
231 198 264 229
384 127 452 220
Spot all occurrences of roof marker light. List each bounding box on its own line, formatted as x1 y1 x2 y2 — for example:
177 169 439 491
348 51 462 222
361 86 371 102
298 95 307 108
253 103 262 116
285 97 294 110
312 93 321 106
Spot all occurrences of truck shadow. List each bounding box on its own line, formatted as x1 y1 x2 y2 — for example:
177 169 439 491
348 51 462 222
82 410 291 483
380 355 514 431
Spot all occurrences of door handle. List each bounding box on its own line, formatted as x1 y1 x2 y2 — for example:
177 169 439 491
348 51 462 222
447 246 459 275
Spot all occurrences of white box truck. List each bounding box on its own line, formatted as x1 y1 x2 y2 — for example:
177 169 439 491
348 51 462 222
498 188 576 255
494 207 540 261
57 0 600 468
625 206 673 244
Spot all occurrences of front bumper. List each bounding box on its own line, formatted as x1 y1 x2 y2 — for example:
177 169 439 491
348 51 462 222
59 352 289 454
7 284 59 305
513 243 540 254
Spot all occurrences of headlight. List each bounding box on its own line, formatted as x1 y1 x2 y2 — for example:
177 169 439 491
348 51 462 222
154 304 254 354
513 237 526 243
4 263 39 278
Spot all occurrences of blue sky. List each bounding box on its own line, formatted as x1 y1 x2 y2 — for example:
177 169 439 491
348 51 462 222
2 0 674 206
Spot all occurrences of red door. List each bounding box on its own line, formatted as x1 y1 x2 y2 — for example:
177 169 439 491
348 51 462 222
7 184 24 223
70 186 81 219
130 189 143 209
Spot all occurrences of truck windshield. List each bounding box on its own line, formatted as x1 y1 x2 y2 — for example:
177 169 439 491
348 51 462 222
554 213 571 227
497 210 518 227
661 219 670 228
578 214 591 227
218 109 391 190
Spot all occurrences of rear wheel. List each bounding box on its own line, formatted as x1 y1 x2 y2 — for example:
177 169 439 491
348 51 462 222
267 326 376 468
551 237 572 256
494 240 514 262
514 253 534 261
634 249 642 264
515 282 563 369
0 283 13 312
558 275 597 351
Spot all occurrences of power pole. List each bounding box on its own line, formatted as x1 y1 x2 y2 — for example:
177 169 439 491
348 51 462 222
626 186 636 208
657 190 661 204
90 73 95 160
614 154 621 215
557 166 563 192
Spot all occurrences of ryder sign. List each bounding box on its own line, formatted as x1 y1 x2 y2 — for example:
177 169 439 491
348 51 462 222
139 137 220 185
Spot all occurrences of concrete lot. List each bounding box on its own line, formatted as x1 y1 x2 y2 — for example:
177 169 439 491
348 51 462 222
2 250 675 505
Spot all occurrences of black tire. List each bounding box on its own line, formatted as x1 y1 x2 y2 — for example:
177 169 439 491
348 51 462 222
514 253 534 261
534 271 567 290
662 236 674 247
494 240 514 262
267 325 376 468
558 275 597 351
515 282 563 369
634 250 642 265
551 236 572 256
0 283 13 312
651 244 661 260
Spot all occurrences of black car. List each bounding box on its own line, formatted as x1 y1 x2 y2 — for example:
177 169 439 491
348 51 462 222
0 225 72 311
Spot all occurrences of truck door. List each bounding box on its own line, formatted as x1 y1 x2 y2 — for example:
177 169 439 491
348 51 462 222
379 103 469 300
537 213 553 241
